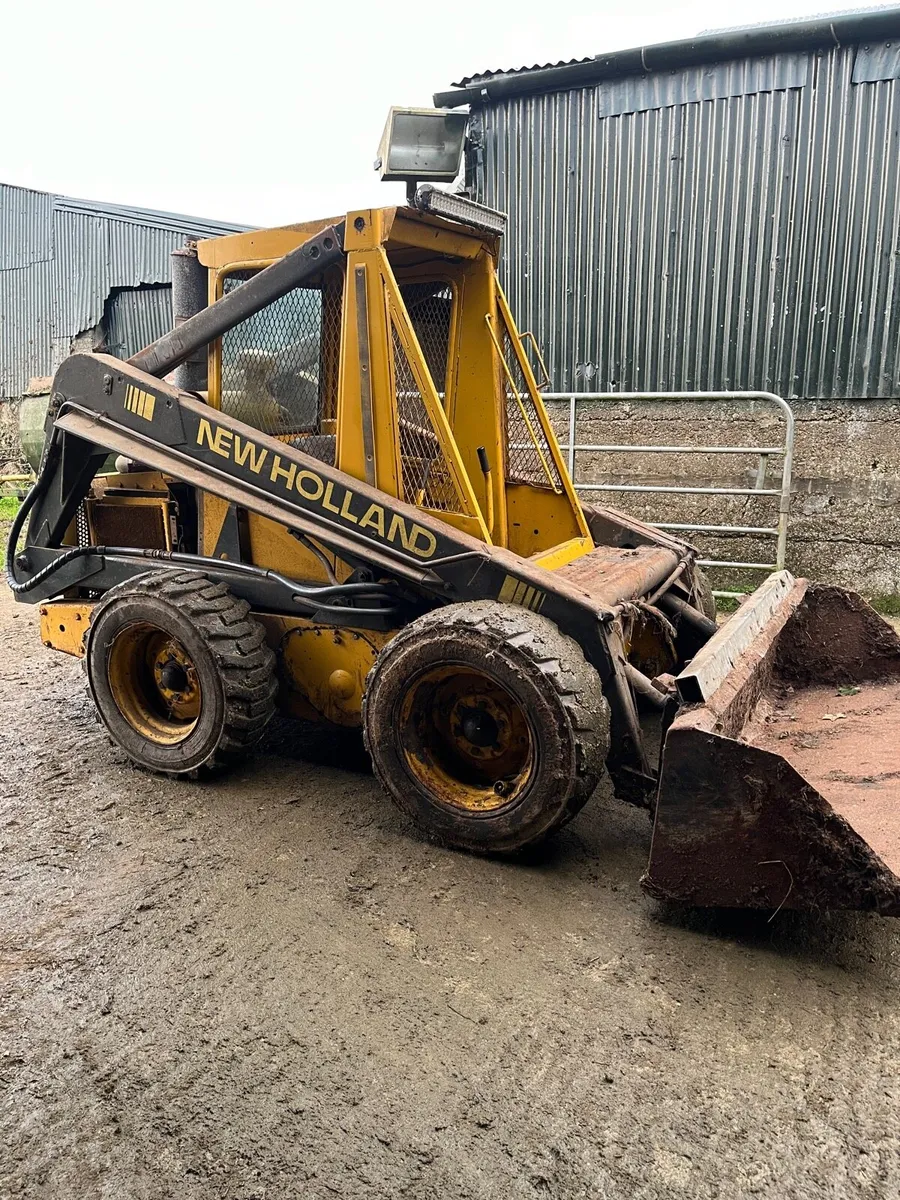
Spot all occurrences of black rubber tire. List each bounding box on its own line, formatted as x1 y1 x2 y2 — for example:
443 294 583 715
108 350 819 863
362 600 610 853
85 570 277 775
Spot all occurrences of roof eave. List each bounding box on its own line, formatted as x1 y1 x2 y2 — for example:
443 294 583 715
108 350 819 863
435 7 900 107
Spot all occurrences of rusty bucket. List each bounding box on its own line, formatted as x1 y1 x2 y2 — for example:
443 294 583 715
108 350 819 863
644 572 900 915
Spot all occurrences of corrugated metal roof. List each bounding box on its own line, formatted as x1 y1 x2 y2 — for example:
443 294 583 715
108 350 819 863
0 182 251 397
453 58 592 87
470 41 900 399
593 51 809 118
53 192 249 238
438 6 900 106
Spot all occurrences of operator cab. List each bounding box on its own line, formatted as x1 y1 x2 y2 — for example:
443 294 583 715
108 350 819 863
194 196 590 569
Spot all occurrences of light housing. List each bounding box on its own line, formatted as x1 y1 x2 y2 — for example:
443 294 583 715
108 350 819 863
413 184 507 236
375 107 468 183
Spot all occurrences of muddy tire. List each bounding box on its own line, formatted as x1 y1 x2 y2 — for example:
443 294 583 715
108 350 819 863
85 570 277 775
362 601 610 853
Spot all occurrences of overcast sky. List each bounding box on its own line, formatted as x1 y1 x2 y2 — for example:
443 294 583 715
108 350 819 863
2 1 890 226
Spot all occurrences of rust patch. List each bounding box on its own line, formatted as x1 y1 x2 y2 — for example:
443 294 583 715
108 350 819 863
554 543 679 605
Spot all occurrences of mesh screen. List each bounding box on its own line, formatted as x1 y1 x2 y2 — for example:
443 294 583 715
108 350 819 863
392 323 463 512
219 270 341 465
90 501 168 550
399 283 453 401
76 502 90 548
500 325 563 490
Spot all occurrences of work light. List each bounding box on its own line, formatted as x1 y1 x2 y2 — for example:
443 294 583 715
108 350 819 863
375 107 468 183
413 184 507 236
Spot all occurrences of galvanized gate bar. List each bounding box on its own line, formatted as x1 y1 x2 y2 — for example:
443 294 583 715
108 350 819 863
541 391 795 597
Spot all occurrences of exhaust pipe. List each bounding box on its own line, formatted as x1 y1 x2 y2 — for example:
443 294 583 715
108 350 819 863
170 242 209 394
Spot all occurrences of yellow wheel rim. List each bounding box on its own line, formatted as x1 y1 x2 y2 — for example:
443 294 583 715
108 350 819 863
399 664 534 812
107 622 202 745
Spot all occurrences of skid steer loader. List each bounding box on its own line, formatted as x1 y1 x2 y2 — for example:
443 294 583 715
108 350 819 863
8 192 900 915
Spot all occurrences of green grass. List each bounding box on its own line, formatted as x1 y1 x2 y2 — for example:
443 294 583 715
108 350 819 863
713 595 741 614
868 593 900 617
0 496 21 519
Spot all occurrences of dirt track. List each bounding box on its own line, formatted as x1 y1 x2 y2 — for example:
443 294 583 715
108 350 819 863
2 582 900 1199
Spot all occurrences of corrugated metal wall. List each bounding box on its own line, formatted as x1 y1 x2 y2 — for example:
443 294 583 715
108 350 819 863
472 44 900 398
0 185 247 397
104 286 173 360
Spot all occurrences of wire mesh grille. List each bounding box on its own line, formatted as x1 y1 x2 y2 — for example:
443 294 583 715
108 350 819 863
500 325 563 490
76 502 90 547
399 283 453 400
220 270 341 465
392 323 463 512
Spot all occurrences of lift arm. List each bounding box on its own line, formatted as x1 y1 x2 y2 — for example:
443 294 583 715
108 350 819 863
14 351 619 672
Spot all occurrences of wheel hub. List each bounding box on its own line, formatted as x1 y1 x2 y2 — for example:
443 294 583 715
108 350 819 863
107 623 202 744
457 705 500 748
157 660 188 693
399 664 534 813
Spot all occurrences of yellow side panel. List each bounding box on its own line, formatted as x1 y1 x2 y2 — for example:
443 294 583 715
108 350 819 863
39 602 94 657
505 486 588 560
196 220 344 269
199 493 232 557
253 614 394 726
245 513 345 583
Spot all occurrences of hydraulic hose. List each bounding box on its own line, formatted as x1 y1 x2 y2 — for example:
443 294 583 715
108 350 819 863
9 539 400 618
6 433 400 618
5 425 62 594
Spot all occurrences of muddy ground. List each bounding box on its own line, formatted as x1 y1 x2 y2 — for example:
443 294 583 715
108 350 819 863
1 580 899 1200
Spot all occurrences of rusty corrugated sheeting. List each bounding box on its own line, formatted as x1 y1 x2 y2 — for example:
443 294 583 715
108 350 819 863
0 183 249 397
469 41 900 398
104 286 173 361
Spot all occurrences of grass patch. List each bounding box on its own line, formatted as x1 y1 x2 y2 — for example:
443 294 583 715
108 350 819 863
713 594 742 614
0 496 21 520
867 593 900 617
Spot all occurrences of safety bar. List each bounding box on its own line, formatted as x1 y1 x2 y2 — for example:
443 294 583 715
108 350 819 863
544 391 794 598
129 224 345 381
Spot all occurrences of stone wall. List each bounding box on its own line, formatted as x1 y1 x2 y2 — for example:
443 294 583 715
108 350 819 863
545 397 900 602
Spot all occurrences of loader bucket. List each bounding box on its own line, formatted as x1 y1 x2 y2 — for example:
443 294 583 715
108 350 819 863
644 572 900 915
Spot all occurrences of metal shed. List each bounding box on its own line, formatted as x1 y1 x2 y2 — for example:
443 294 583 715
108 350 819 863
436 8 900 399
0 184 249 400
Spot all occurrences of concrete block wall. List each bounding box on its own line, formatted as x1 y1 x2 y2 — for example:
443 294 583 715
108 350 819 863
544 398 900 602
